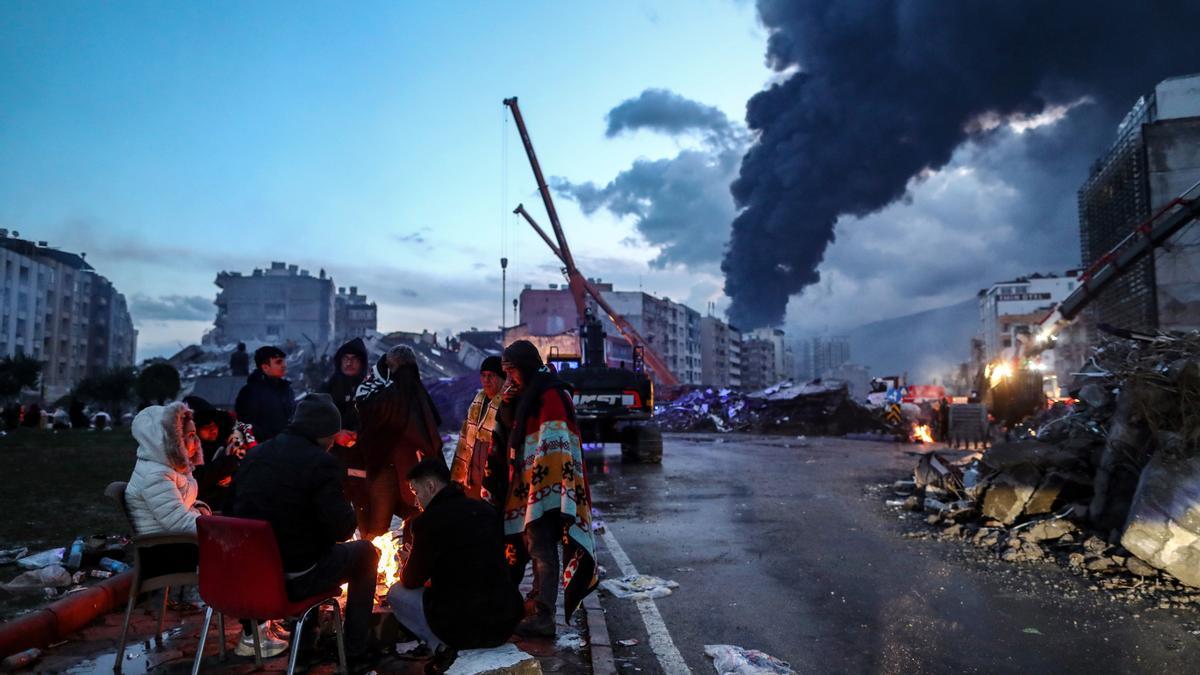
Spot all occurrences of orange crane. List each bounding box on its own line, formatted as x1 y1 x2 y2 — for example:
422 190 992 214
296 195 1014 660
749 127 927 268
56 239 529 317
503 97 679 387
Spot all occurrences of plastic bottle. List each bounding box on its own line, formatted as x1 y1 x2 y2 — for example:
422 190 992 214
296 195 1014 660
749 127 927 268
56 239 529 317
1 648 42 670
98 557 131 573
65 537 84 570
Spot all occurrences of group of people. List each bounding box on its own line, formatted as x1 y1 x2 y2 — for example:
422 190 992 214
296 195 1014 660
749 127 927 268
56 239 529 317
121 337 598 673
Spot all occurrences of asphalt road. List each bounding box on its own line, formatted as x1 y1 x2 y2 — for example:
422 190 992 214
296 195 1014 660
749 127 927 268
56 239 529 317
586 433 1199 675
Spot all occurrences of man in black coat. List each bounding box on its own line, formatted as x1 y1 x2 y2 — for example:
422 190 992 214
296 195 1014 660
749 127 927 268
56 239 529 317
387 458 523 673
229 342 250 377
234 346 296 442
226 394 380 668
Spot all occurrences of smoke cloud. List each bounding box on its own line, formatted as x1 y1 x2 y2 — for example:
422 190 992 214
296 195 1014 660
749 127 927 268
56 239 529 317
724 0 1200 329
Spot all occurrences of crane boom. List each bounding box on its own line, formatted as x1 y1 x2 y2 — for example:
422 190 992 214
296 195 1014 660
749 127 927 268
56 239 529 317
503 97 679 387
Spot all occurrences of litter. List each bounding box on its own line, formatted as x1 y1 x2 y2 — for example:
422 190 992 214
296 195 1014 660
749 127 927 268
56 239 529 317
555 631 587 651
445 644 539 675
617 639 640 647
599 574 680 600
15 548 65 570
2 564 73 591
1023 627 1043 635
703 644 796 675
0 547 29 565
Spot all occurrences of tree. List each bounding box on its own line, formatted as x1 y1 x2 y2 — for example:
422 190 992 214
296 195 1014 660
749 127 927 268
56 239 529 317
0 355 43 402
75 367 137 419
135 363 181 405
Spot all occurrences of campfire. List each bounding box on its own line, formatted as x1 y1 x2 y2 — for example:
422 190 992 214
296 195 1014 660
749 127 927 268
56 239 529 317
373 531 402 589
912 424 934 443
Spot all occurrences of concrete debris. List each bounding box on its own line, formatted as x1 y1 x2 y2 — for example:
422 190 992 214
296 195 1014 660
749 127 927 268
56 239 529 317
1120 451 1200 587
703 644 796 675
599 574 680 600
656 382 884 436
444 643 542 675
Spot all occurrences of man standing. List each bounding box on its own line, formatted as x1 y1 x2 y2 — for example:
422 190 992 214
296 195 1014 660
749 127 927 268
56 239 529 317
355 345 443 537
229 342 250 377
499 340 598 637
226 394 380 669
387 458 523 674
319 338 371 532
235 346 296 442
450 356 505 502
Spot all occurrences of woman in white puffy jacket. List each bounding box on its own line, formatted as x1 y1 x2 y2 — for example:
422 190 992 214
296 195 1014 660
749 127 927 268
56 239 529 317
124 402 209 535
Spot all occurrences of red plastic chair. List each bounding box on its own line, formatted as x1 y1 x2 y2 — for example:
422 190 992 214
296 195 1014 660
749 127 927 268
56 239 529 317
189 515 347 675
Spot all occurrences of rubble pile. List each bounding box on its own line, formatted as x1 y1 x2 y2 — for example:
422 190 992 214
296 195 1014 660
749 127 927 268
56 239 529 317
890 330 1200 597
656 381 884 436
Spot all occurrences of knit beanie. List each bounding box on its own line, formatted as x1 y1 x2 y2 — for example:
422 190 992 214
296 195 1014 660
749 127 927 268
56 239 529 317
287 393 342 440
479 356 505 379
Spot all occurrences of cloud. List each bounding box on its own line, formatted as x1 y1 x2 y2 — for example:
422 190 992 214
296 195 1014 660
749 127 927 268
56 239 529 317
555 89 747 268
395 232 427 245
128 294 214 322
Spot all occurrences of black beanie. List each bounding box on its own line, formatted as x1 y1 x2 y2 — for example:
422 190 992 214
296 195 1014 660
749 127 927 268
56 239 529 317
287 393 341 440
479 356 505 379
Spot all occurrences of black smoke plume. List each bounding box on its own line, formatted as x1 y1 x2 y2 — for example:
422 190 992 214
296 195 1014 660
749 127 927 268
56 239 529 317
724 0 1200 329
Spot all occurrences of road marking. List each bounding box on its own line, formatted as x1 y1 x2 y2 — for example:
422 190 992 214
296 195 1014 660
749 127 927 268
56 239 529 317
601 528 693 675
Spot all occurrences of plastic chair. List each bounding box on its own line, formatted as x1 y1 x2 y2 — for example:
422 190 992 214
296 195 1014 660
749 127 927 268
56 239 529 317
190 515 347 675
104 481 199 674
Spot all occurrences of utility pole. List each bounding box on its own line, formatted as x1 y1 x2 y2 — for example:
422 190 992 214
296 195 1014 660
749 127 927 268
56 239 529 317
500 257 508 331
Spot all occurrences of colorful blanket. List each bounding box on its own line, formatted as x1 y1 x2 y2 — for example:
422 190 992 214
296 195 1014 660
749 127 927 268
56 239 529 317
502 386 597 617
452 389 500 499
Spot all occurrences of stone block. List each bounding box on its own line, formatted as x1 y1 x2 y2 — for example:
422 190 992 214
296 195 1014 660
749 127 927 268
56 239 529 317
1121 452 1200 587
981 463 1042 525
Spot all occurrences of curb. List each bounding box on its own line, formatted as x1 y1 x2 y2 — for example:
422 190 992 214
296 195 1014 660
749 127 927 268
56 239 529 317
583 592 616 675
0 571 133 659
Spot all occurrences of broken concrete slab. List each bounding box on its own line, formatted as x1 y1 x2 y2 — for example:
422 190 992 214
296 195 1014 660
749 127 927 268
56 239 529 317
981 463 1042 525
982 440 1087 473
1022 518 1077 542
1025 473 1067 516
445 643 543 675
1120 452 1200 587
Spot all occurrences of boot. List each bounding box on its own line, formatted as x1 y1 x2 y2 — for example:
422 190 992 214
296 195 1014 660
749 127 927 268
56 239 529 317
514 612 556 638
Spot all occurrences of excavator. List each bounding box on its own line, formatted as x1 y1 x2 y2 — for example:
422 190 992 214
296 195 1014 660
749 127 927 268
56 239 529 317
503 96 671 463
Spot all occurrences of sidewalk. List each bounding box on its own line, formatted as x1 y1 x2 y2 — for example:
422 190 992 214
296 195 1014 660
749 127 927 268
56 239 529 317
15 581 604 673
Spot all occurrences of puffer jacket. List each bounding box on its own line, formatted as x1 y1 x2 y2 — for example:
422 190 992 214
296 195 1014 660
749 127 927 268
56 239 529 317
124 403 204 536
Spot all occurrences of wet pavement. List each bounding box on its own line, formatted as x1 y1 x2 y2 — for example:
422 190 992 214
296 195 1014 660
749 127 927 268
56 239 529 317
586 433 1200 674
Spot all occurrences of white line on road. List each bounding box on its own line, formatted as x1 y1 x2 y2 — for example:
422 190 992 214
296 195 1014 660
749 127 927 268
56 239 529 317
601 528 693 675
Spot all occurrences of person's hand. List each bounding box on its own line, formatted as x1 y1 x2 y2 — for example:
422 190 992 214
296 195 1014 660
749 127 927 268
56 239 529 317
334 429 357 447
500 379 519 403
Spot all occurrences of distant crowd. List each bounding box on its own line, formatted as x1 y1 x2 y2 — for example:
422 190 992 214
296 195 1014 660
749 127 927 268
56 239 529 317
119 337 597 673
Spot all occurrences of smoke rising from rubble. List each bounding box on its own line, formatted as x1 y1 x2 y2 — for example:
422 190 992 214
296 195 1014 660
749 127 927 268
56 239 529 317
724 0 1200 329
555 89 747 268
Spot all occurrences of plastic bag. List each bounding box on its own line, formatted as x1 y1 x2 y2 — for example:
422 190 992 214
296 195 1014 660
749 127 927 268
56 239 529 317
599 574 679 600
704 644 796 675
2 564 74 591
16 548 65 570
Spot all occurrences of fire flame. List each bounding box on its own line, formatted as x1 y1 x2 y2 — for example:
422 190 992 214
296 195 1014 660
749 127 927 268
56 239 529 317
372 532 401 588
913 424 934 443
986 361 1014 388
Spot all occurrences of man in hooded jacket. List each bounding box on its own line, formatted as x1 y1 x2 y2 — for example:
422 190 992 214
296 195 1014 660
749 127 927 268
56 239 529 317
319 338 371 532
498 340 598 637
355 345 444 537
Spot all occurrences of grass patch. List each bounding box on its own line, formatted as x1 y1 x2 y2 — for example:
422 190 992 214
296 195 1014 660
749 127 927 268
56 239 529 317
0 428 137 551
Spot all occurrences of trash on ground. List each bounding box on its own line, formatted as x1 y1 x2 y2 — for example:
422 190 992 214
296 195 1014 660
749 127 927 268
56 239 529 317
2 564 73 591
599 574 680 600
555 630 587 651
703 644 796 675
617 639 640 647
0 547 29 565
15 548 65 570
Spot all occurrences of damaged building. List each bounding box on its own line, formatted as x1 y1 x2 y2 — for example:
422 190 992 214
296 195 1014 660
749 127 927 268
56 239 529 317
1078 72 1200 334
207 262 377 348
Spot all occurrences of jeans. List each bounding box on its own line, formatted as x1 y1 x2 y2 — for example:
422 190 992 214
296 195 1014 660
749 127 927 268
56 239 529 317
386 585 445 651
285 540 379 657
522 515 561 618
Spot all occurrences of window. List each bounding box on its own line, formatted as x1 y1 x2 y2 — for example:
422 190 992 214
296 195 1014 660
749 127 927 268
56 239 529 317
266 325 282 336
264 303 286 320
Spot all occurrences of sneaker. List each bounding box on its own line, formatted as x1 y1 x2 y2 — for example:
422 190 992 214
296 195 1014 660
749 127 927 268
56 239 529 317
514 613 556 638
234 626 290 658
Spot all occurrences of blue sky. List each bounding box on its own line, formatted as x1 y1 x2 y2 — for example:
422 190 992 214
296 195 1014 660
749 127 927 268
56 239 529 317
0 1 769 358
